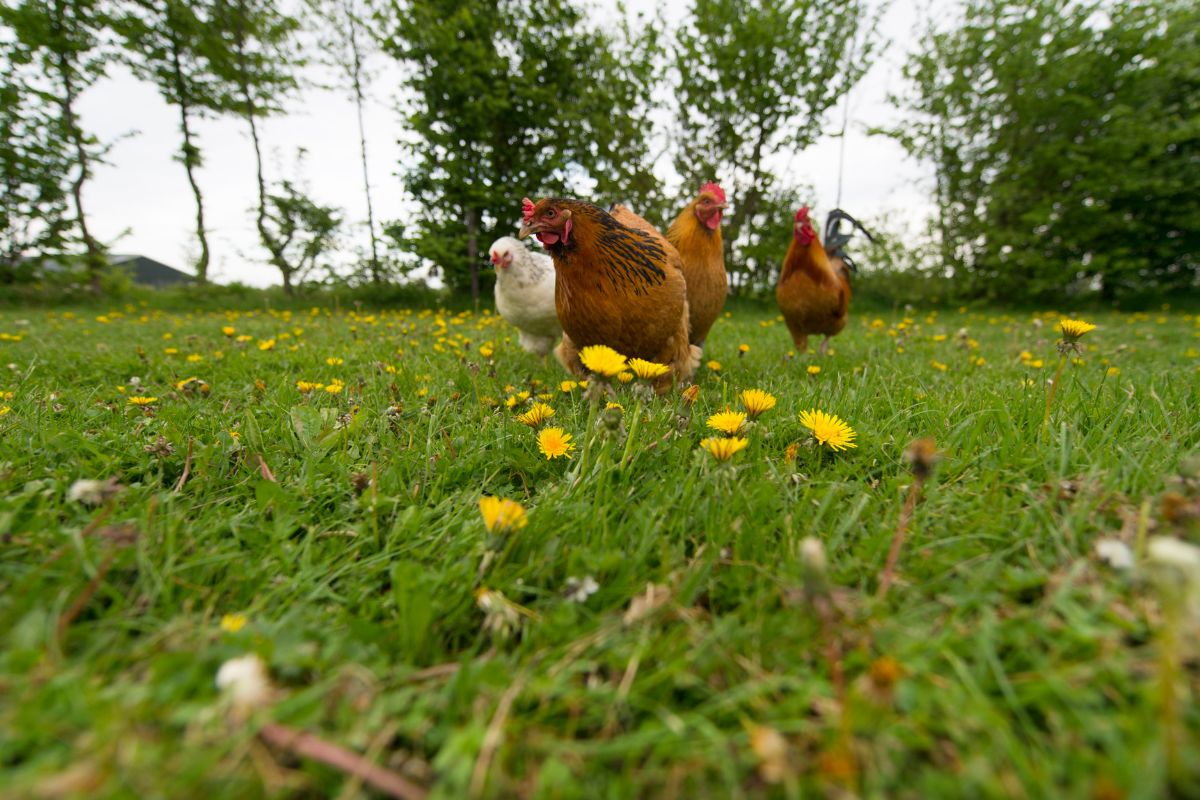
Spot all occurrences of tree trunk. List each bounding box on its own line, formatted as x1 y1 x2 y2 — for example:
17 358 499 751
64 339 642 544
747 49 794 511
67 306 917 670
168 18 210 284
51 1 103 295
347 6 380 284
465 206 479 302
232 4 290 289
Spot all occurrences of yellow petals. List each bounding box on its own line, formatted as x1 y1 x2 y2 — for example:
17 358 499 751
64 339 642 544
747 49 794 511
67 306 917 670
1058 318 1097 342
579 345 627 377
516 402 555 427
799 408 857 451
707 409 747 436
537 426 575 460
127 396 158 406
479 496 528 534
806 365 821 376
706 360 721 372
627 358 670 380
700 436 749 462
220 613 248 633
739 389 776 418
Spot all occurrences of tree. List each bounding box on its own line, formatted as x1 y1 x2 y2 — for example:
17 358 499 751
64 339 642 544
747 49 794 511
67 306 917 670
672 0 876 295
379 0 663 300
887 0 1200 302
261 175 342 293
0 40 74 281
209 0 305 291
115 0 229 284
303 0 384 285
2 0 110 293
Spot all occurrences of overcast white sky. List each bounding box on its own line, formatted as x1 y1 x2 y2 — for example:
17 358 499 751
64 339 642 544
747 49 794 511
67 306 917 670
77 0 941 288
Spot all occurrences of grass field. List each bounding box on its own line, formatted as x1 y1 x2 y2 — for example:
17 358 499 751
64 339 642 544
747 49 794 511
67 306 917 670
2 299 1199 798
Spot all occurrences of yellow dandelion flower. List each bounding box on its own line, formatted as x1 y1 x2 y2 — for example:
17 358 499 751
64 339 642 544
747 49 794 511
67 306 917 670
974 357 986 366
738 344 750 354
784 442 800 462
1107 366 1121 377
236 335 253 343
258 339 276 351
707 409 747 436
516 402 555 427
799 408 857 452
479 345 494 358
222 326 236 336
707 360 722 372
1028 359 1044 369
617 371 634 383
0 406 11 416
479 496 528 534
296 380 324 393
560 380 578 393
220 613 248 633
806 365 821 376
579 345 627 377
1019 350 1033 361
128 396 158 406
931 360 949 372
1058 318 1097 342
326 357 344 366
325 381 345 394
739 389 777 418
605 402 624 412
186 354 203 363
627 358 670 380
164 347 179 355
700 436 749 462
537 426 575 460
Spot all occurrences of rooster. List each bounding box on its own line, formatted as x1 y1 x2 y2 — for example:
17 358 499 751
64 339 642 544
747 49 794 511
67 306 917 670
518 197 699 389
489 236 560 356
776 206 853 356
667 182 728 349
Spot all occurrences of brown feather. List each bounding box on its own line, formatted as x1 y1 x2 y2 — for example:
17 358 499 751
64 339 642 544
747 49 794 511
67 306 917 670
667 199 727 347
531 199 697 390
776 228 851 352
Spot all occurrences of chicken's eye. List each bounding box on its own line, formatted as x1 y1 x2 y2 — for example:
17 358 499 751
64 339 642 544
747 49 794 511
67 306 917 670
545 209 557 219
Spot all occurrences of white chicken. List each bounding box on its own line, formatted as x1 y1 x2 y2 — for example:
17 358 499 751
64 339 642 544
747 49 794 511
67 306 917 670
489 236 560 356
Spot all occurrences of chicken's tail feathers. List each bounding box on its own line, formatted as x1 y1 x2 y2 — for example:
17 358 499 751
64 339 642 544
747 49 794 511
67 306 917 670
824 209 877 274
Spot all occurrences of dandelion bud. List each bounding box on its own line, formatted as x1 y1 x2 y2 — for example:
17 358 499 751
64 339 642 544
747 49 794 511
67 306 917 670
903 438 940 480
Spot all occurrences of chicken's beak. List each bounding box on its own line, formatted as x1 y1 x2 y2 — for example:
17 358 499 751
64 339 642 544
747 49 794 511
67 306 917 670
517 223 539 240
714 203 729 211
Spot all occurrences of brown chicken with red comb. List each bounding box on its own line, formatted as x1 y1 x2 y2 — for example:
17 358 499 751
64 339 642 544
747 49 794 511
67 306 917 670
667 182 728 349
776 205 851 355
518 196 699 389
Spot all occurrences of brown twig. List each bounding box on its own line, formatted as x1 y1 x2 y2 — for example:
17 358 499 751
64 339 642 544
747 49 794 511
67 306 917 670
259 723 427 800
174 437 194 492
876 477 924 601
257 454 277 482
56 549 117 643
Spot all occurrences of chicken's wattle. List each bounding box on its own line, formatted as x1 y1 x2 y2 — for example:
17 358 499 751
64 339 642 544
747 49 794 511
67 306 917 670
536 232 560 246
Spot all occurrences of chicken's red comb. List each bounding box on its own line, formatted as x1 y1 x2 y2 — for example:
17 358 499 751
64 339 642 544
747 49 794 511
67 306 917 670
521 197 536 223
795 206 811 222
700 182 726 203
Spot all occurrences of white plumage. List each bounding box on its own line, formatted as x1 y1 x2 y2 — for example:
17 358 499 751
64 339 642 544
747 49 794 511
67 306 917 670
489 236 560 356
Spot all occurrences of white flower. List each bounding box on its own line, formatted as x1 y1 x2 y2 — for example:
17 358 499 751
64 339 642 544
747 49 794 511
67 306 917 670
66 478 121 506
1147 536 1200 571
128 376 141 386
564 576 599 603
215 654 273 711
799 537 826 575
1094 539 1134 571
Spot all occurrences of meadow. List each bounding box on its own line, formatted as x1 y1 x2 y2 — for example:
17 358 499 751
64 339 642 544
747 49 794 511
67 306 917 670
1 299 1199 798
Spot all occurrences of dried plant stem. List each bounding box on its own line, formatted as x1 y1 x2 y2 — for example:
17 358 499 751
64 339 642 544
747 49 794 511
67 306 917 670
259 723 427 800
877 474 926 601
1043 353 1068 426
173 437 194 492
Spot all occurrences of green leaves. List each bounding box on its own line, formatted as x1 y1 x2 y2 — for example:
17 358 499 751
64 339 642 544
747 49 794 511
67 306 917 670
887 0 1200 303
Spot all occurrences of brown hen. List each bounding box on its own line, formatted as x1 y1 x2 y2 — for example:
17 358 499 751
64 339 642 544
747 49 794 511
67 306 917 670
776 205 850 356
667 182 728 349
519 197 699 389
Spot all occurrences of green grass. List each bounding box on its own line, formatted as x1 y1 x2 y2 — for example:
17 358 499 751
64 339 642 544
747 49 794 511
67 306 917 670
1 300 1198 798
